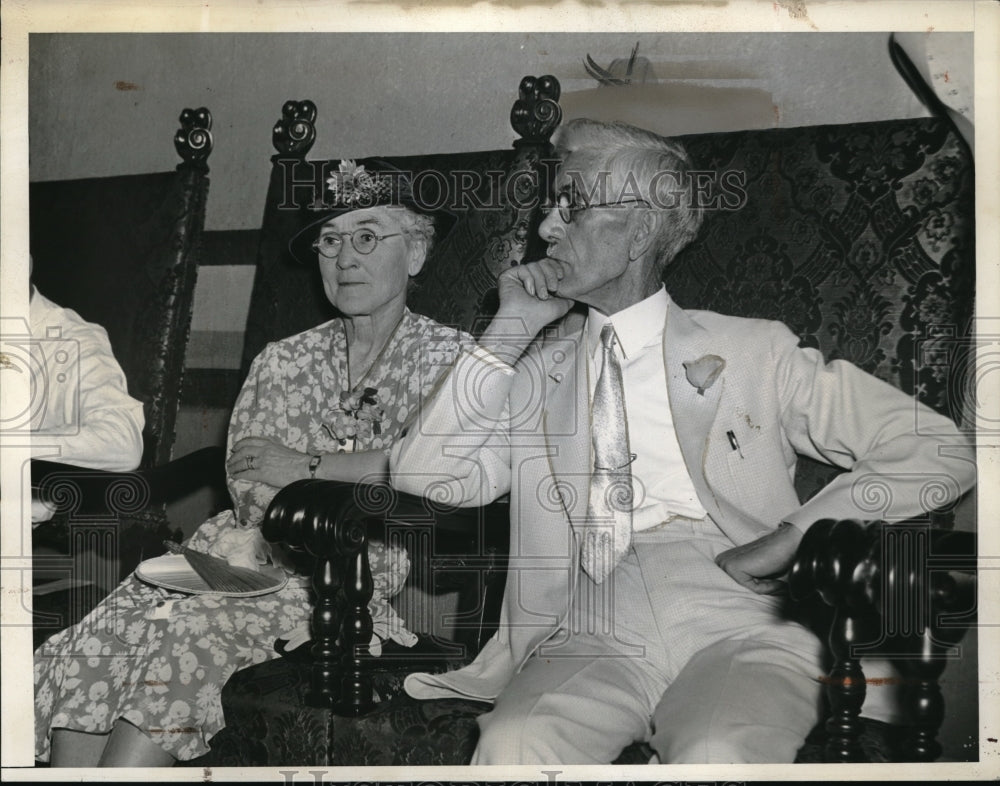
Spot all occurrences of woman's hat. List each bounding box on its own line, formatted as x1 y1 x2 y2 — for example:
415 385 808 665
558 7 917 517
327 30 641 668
288 158 458 265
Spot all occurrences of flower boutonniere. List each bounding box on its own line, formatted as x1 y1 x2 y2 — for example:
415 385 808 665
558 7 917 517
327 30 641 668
322 387 384 449
683 355 726 396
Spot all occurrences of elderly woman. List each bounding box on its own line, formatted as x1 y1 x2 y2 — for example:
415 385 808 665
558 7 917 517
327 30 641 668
34 160 472 766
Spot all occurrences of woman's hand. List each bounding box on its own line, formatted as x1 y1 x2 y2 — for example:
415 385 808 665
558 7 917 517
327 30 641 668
227 436 311 488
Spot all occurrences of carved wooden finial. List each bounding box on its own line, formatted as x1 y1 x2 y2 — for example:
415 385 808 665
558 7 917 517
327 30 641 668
510 75 562 144
273 100 317 157
174 107 213 169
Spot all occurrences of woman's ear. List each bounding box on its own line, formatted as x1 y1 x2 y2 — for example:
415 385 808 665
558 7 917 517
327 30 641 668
627 209 659 261
407 236 428 277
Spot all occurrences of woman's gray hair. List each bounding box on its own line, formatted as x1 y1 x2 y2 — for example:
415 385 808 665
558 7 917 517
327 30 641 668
396 208 437 295
398 208 437 264
552 118 704 275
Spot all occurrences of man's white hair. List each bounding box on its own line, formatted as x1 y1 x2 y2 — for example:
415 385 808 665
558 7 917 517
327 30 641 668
552 118 704 275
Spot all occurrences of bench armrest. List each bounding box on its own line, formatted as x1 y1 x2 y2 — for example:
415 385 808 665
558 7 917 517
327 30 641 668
32 445 227 516
789 518 976 761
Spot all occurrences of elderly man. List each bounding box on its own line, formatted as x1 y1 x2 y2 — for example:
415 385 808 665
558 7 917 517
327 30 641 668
390 118 976 764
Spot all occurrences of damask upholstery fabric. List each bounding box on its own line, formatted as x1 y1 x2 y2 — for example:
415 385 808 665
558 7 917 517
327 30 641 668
189 645 488 766
668 117 974 503
198 116 973 767
670 117 973 417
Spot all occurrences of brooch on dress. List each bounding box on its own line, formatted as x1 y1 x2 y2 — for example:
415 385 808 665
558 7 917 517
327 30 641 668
322 387 384 449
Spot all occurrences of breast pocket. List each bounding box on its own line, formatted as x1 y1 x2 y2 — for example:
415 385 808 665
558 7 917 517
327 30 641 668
716 421 799 518
723 419 773 465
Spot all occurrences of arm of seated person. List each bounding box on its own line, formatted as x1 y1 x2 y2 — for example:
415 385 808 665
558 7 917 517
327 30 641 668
227 435 388 488
716 322 975 595
29 291 145 472
391 260 572 505
715 521 803 594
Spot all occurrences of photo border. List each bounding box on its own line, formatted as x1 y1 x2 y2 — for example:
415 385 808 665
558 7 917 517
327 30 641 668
2 1 997 782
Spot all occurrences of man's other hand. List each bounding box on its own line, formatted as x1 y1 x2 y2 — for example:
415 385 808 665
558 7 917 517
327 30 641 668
714 521 804 594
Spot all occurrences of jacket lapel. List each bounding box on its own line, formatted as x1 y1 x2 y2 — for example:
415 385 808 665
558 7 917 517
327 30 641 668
541 310 591 525
663 298 728 522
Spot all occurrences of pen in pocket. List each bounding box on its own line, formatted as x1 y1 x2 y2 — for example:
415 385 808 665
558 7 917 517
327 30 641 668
726 430 744 459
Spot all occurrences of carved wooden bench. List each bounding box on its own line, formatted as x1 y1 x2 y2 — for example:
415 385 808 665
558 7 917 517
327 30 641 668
189 74 978 765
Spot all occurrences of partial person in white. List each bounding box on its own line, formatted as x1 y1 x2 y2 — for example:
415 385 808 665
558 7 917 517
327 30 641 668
29 255 145 522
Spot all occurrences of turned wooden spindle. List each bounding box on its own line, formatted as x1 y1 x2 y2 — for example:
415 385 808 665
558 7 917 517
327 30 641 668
897 631 947 762
824 608 876 761
309 553 341 708
789 518 880 761
872 524 975 760
263 479 376 712
333 519 375 715
791 518 976 762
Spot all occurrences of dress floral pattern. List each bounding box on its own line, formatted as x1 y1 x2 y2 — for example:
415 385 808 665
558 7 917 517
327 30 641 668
34 310 472 762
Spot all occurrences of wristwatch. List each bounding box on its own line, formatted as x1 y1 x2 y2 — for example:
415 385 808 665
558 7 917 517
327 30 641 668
308 453 323 479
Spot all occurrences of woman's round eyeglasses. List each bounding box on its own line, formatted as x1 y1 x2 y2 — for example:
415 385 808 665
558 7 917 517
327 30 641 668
550 191 651 225
312 228 403 258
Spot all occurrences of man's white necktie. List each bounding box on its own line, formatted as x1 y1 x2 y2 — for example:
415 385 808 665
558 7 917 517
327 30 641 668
580 323 633 583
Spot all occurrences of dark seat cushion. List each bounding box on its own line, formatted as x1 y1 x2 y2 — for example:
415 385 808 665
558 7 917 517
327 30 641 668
794 717 898 763
187 651 489 767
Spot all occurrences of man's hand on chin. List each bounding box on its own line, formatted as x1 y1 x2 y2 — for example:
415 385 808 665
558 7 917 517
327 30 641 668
481 259 574 357
714 521 804 594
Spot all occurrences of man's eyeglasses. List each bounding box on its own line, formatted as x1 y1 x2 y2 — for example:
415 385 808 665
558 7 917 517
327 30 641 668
550 191 651 225
312 228 403 258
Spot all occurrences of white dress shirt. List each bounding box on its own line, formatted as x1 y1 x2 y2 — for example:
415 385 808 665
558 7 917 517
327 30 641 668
587 287 707 530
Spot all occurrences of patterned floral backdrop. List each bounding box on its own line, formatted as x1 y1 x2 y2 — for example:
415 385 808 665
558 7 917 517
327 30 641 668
668 117 974 424
665 117 974 504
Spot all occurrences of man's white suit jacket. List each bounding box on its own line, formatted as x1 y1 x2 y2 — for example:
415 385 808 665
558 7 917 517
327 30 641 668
391 292 976 702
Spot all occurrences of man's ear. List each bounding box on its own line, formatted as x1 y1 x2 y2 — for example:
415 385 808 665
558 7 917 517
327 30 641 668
627 209 660 261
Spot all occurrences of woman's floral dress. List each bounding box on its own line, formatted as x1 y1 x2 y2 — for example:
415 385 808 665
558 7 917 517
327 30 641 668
34 310 472 761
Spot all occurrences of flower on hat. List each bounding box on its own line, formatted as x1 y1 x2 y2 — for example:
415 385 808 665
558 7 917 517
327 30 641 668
325 160 392 209
683 354 725 395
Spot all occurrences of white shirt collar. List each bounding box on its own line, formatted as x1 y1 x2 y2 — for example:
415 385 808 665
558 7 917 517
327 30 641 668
587 286 668 360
